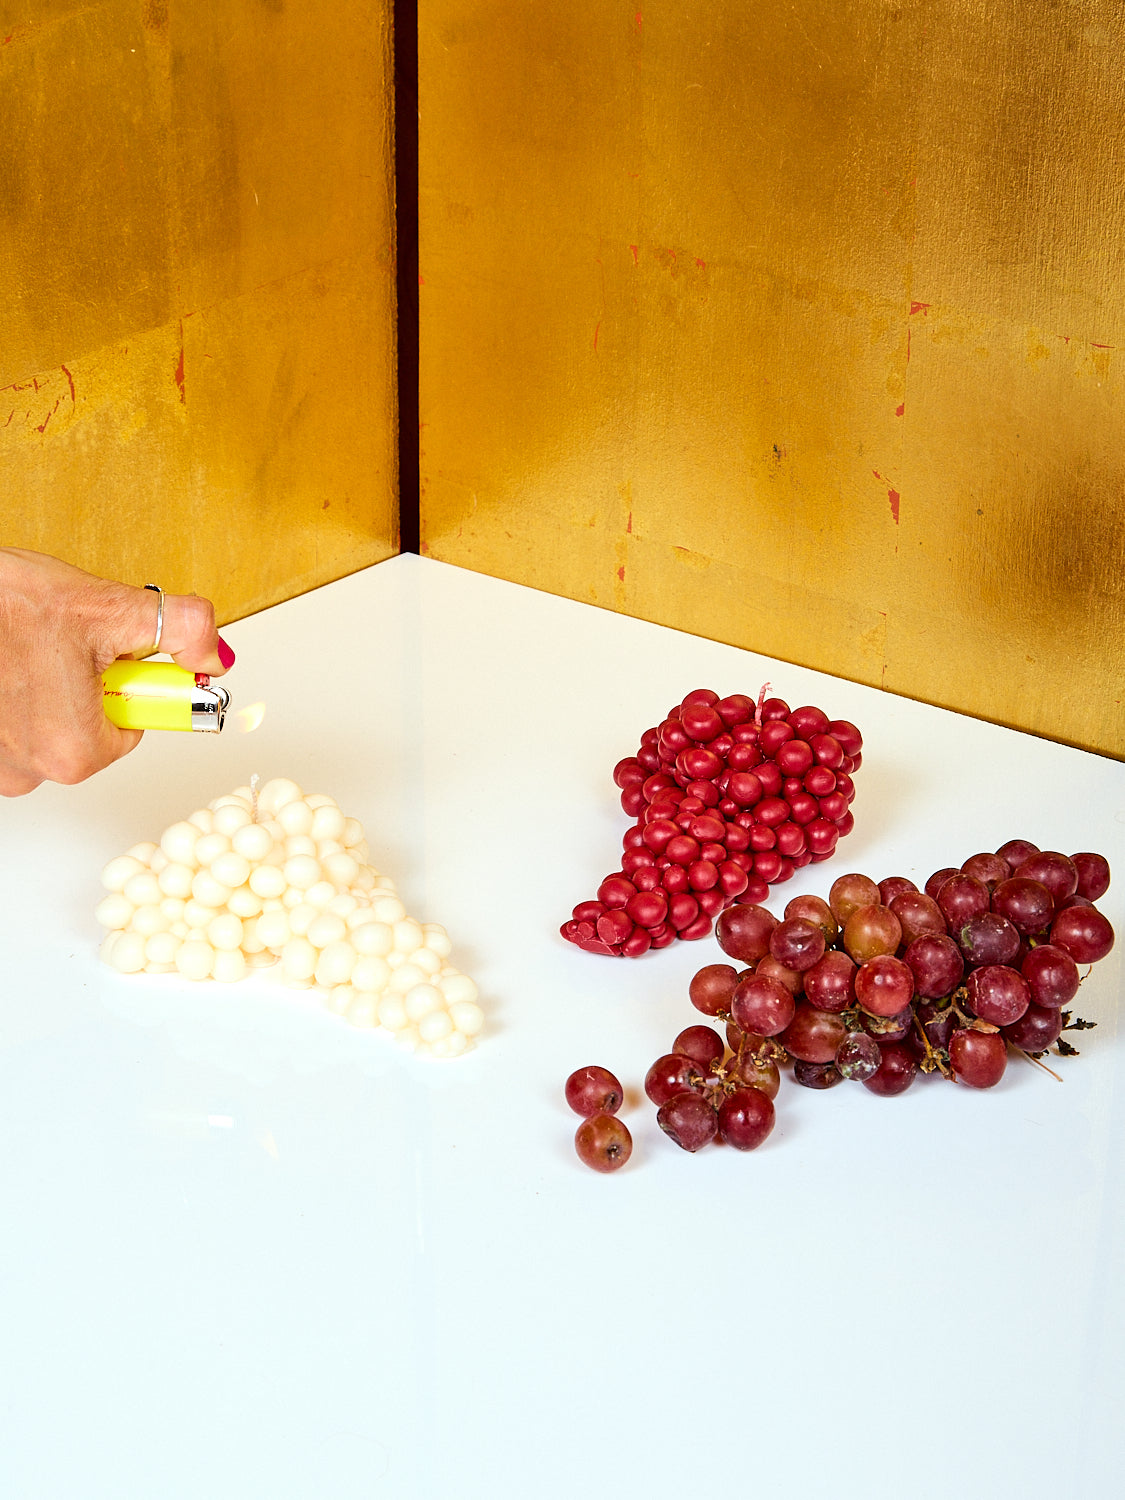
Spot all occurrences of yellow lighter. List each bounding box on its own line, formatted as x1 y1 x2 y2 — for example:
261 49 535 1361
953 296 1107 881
101 660 231 733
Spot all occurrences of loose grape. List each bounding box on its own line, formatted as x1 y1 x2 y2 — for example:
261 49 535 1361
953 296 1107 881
565 1065 625 1118
575 1114 633 1172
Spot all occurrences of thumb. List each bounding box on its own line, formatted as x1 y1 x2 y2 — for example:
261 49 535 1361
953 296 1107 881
118 586 234 676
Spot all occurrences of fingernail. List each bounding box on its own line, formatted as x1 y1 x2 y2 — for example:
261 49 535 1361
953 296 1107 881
217 637 236 670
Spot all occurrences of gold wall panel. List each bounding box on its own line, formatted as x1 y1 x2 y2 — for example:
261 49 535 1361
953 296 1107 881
1 0 397 620
419 1 1125 758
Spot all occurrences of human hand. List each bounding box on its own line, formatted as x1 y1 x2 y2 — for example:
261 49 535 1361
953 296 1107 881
0 548 234 796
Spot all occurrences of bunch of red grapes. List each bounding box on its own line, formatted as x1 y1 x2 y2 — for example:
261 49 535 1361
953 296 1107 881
568 841 1113 1169
561 687 862 958
679 840 1112 1115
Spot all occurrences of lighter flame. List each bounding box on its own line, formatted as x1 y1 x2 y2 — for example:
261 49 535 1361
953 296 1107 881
236 701 267 734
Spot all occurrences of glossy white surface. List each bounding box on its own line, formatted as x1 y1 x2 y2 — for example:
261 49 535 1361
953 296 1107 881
2 554 1123 1499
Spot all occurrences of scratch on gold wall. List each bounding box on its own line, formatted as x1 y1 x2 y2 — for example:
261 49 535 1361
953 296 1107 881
0 0 398 621
419 1 1125 759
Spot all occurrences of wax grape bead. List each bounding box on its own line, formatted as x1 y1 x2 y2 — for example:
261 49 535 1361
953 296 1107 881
716 694 755 725
949 1029 1007 1089
1002 1003 1065 1053
1020 944 1080 1008
790 705 830 738
754 850 783 883
575 1114 633 1172
597 875 636 909
668 893 701 931
862 1041 918 1096
678 913 713 941
826 719 862 756
681 702 724 741
1072 852 1111 902
596 911 633 946
1049 904 1114 963
626 889 667 928
662 864 691 895
621 928 654 956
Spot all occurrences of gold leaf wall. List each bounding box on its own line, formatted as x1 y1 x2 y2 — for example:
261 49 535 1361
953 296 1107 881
418 1 1125 759
1 0 398 621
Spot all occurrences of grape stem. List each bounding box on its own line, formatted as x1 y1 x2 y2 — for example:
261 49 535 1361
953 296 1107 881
911 1015 951 1078
1012 1045 1063 1083
754 683 771 731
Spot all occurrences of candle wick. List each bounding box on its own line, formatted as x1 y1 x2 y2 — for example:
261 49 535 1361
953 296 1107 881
250 773 261 822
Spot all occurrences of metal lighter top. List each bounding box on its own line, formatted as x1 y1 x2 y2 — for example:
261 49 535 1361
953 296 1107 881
101 660 231 733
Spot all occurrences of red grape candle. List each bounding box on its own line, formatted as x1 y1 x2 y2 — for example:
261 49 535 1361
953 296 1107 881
562 686 862 957
95 777 484 1057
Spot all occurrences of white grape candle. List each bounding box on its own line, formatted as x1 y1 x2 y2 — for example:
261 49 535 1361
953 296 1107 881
95 777 484 1058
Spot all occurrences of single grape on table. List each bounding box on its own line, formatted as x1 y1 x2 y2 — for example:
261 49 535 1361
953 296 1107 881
561 686 862 958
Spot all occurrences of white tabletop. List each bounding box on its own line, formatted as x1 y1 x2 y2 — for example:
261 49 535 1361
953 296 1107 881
2 554 1123 1499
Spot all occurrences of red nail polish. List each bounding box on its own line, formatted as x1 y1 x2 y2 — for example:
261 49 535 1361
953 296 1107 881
217 637 236 670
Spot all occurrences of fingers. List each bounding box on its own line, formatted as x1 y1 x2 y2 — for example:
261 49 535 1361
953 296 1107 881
160 592 231 675
114 584 234 677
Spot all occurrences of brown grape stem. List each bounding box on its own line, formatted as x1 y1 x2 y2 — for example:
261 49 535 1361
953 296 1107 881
1012 1045 1064 1083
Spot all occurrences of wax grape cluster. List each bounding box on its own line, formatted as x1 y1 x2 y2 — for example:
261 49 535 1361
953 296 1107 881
699 840 1111 1098
95 777 484 1058
561 687 862 957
